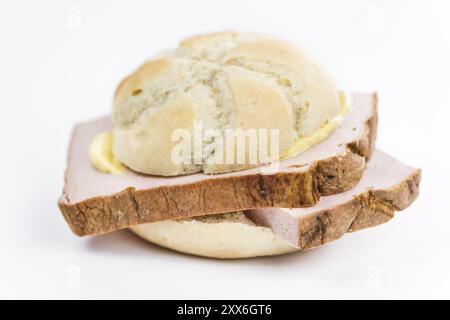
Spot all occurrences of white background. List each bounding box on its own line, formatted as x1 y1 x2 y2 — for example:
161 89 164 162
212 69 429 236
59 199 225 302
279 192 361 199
1 0 449 299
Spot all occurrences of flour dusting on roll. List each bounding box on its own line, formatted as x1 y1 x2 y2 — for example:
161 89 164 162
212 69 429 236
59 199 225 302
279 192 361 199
112 31 344 176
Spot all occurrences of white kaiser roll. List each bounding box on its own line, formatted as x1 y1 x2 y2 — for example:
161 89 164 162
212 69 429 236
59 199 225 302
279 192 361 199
129 212 297 259
112 31 341 176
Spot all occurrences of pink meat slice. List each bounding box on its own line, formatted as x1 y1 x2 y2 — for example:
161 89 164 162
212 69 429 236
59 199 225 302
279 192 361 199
246 150 421 248
63 93 373 204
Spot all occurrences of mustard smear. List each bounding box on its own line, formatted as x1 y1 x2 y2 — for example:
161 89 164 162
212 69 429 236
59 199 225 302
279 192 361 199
88 131 125 174
279 91 351 160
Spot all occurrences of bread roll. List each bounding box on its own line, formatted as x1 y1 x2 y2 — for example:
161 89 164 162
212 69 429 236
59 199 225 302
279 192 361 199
112 31 341 176
129 212 297 259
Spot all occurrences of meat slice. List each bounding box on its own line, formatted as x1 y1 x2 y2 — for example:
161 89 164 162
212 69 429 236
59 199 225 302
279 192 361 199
59 93 377 236
246 150 421 249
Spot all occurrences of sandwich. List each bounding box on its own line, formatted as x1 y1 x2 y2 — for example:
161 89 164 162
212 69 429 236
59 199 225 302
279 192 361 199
58 31 421 258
